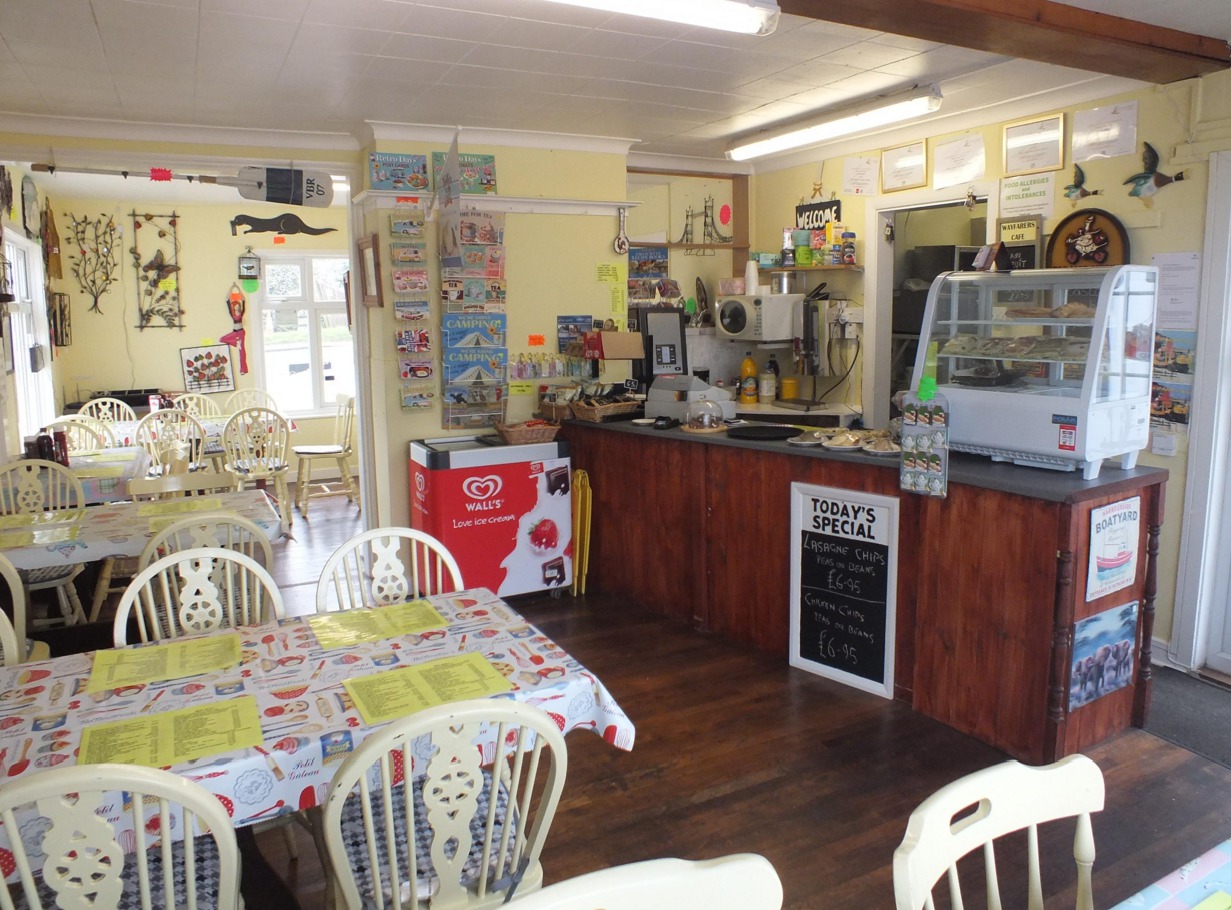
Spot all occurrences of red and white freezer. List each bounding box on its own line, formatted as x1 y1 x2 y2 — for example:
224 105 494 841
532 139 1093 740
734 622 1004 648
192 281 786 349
409 436 572 597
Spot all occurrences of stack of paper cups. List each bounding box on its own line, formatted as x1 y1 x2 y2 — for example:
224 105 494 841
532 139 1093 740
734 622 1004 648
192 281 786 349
744 258 759 295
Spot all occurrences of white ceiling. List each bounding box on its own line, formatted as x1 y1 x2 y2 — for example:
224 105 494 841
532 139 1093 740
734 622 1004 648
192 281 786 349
2 0 1228 201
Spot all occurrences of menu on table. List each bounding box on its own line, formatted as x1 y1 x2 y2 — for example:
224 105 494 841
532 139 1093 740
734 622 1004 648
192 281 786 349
73 452 134 463
137 498 224 517
0 510 85 529
71 465 126 479
308 599 448 649
88 633 241 692
344 652 512 724
78 696 263 767
0 525 80 548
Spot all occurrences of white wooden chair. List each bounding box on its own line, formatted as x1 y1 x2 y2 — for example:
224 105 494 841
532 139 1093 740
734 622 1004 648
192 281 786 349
893 755 1105 910
222 406 292 529
508 855 783 910
226 388 278 413
139 511 274 571
0 762 241 910
0 460 87 626
321 699 568 910
112 546 285 647
294 394 359 518
77 396 137 423
315 527 463 613
48 415 116 449
173 391 225 419
0 551 50 664
135 408 206 475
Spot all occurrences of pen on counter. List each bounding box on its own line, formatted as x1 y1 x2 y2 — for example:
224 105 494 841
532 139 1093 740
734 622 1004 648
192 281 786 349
139 690 166 714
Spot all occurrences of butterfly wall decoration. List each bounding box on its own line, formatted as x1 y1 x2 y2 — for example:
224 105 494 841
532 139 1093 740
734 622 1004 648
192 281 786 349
129 211 184 329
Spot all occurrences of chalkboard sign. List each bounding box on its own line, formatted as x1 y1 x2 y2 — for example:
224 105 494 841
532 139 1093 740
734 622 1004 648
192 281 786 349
790 483 898 699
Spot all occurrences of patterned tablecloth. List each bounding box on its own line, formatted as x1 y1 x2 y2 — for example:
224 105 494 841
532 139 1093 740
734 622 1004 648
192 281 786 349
110 418 229 447
0 489 282 571
0 587 633 864
67 446 152 503
1111 839 1231 910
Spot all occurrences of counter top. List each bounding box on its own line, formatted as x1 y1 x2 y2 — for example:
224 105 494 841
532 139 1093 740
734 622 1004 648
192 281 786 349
561 419 1167 504
733 401 860 425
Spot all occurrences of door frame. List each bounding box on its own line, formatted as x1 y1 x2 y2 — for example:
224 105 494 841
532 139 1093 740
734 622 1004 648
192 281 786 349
1170 149 1231 670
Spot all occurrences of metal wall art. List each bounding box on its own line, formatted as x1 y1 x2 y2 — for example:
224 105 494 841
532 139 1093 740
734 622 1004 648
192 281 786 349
66 213 120 314
180 344 235 393
130 211 184 329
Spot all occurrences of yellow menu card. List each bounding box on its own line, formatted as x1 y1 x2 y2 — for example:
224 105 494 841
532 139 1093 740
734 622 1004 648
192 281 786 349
308 600 448 649
73 452 134 463
137 497 224 517
78 696 263 767
88 633 241 693
0 510 84 530
344 652 512 725
1193 893 1231 910
72 465 126 479
0 525 80 548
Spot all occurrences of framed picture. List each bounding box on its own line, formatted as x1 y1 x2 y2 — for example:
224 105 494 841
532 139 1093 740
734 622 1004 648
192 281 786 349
881 141 928 192
1004 114 1065 177
180 344 236 393
357 234 383 307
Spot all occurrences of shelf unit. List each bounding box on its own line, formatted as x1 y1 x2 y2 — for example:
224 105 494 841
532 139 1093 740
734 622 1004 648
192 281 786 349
759 264 863 272
352 189 637 217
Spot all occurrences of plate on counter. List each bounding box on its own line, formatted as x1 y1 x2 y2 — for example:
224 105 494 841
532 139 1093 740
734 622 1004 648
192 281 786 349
822 435 866 450
630 418 655 426
787 431 827 446
862 440 902 456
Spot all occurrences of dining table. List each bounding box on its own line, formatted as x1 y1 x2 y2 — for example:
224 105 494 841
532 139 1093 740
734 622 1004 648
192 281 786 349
65 446 152 503
1111 838 1231 910
0 586 634 871
0 488 283 572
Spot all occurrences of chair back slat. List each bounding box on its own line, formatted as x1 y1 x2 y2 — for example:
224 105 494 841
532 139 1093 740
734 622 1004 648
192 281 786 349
0 764 240 910
77 397 137 423
894 756 1105 910
0 460 85 515
316 528 463 612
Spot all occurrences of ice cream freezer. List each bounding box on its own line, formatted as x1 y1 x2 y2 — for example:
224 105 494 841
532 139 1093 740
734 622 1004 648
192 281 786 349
409 435 572 597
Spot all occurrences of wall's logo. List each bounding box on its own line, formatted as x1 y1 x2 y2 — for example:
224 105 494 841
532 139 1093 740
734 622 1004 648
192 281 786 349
462 475 502 500
415 474 426 493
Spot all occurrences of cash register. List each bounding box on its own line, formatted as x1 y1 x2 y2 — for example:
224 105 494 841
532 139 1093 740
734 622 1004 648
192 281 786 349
639 307 736 421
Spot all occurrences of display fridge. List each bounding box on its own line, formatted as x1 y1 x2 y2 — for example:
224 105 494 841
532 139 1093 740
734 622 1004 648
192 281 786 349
409 436 572 597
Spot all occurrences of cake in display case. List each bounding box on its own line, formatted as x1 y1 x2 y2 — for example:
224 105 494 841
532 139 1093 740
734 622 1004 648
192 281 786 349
909 265 1158 479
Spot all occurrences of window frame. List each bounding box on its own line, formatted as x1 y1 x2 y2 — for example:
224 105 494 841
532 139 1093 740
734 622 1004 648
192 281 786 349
3 231 55 440
251 249 353 419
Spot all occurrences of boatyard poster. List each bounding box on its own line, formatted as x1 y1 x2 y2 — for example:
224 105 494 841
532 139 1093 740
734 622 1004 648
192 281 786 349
1068 601 1138 711
1086 497 1140 601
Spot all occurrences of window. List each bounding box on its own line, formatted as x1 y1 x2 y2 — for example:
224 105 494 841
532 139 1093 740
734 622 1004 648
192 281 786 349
3 233 55 439
255 254 354 415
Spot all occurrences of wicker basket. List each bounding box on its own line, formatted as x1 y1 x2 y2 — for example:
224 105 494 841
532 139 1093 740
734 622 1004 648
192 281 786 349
494 421 561 444
538 400 574 422
570 400 641 423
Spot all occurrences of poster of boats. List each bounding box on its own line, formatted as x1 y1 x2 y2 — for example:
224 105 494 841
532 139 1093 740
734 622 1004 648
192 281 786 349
1086 497 1140 601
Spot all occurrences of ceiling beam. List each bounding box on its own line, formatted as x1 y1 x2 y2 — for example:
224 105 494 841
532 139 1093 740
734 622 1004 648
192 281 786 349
780 0 1231 85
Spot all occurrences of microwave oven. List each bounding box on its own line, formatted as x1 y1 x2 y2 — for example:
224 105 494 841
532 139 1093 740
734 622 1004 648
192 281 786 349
716 294 802 342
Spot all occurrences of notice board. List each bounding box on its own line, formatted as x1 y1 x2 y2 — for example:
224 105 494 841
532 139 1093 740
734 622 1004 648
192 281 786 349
790 483 899 699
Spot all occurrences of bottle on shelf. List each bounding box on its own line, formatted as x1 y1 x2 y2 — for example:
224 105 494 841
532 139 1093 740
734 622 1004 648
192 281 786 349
35 429 55 462
767 356 781 400
739 351 758 405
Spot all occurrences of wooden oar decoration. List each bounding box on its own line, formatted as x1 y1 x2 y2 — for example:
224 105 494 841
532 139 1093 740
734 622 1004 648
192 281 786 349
31 163 334 207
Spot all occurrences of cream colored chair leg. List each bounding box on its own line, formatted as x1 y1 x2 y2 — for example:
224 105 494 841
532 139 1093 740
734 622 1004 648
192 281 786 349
305 806 337 910
55 584 86 626
276 474 292 529
337 456 356 503
90 557 115 622
280 819 299 860
295 459 310 516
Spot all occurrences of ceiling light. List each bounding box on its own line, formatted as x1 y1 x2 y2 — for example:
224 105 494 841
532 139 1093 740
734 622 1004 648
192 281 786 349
726 85 944 161
539 0 779 36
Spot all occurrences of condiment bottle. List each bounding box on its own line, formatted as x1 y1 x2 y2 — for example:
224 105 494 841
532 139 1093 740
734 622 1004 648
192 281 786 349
52 430 69 466
767 356 781 399
739 352 758 405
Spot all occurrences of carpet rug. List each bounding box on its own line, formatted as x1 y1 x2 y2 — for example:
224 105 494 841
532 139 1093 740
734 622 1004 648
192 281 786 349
1145 666 1231 769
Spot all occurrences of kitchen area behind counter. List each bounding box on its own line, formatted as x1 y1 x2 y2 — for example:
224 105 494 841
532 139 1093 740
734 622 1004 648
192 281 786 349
560 419 1167 765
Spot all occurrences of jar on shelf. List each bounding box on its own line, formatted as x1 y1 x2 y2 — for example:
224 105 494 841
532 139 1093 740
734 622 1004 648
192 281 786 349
842 232 857 265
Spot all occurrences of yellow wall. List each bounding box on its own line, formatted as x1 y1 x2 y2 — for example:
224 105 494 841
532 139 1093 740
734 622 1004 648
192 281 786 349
357 142 629 527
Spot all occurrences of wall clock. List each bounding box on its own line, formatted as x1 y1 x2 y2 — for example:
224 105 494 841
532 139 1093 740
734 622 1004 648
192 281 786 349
1045 208 1130 267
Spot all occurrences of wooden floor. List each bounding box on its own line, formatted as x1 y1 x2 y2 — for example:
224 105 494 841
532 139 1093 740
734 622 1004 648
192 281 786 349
255 498 1231 910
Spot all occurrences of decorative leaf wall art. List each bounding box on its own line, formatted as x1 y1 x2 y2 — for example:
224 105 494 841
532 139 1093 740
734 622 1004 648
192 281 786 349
130 211 184 329
66 213 120 314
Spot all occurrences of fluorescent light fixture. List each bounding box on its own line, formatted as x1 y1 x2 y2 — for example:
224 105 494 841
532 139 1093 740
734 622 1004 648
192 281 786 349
539 0 779 36
726 85 943 161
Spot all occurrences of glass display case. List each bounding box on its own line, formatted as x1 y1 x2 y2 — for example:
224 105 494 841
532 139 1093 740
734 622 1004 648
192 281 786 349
909 266 1157 479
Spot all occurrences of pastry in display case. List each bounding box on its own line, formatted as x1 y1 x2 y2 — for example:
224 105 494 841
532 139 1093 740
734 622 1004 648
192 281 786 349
909 265 1158 479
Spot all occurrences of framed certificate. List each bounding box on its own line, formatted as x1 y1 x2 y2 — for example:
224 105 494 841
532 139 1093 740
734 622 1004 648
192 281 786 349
1003 114 1065 177
881 141 927 192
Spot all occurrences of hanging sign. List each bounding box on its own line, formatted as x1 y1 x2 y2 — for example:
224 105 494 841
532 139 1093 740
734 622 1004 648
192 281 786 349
790 483 898 699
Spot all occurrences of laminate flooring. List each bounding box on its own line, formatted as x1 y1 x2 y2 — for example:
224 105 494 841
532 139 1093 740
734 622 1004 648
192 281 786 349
248 504 1231 910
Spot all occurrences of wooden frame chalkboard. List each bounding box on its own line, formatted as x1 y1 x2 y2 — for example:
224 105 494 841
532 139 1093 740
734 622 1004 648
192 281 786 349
790 483 898 699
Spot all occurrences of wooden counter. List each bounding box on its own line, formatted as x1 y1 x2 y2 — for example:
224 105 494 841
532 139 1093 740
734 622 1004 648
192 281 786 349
560 420 1168 763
